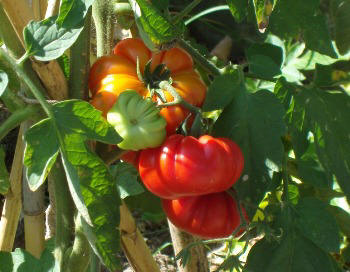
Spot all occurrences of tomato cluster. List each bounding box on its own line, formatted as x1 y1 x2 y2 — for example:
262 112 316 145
88 38 246 239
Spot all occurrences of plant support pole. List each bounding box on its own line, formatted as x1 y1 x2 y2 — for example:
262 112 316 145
0 124 25 251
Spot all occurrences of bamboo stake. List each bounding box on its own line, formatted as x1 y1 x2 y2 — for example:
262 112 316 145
22 121 46 259
119 203 160 272
0 124 25 251
1 0 68 100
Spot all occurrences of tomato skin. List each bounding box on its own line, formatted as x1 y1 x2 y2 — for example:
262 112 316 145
162 192 244 239
88 55 137 95
139 134 244 199
121 151 140 168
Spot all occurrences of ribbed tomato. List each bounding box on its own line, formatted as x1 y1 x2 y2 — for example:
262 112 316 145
88 38 207 134
162 192 246 239
138 134 244 199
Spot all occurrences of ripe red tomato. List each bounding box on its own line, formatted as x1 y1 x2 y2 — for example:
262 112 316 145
139 134 244 199
162 191 246 239
88 38 207 134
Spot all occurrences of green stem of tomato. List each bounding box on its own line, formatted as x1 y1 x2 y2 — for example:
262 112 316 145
92 0 116 57
69 8 91 100
172 0 203 25
0 105 41 141
158 80 202 116
177 38 223 76
0 48 53 118
282 154 290 203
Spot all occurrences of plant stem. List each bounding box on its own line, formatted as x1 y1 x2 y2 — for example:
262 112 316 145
50 159 75 270
92 0 115 57
69 8 91 100
177 38 222 76
172 0 202 25
65 214 91 272
282 154 290 202
0 105 41 142
0 48 53 118
158 81 202 115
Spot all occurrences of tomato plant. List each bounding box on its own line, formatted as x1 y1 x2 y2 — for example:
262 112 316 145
162 191 245 239
139 134 244 199
1 0 350 272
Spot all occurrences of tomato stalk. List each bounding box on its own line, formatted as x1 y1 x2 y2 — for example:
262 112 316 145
0 105 41 142
158 80 202 115
177 38 222 76
172 0 203 25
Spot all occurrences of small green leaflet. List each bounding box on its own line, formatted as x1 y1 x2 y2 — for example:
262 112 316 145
246 43 283 79
56 0 94 28
24 100 123 270
0 147 10 195
24 16 84 61
202 72 245 112
332 0 350 55
110 162 144 199
128 0 184 50
268 0 337 58
226 0 248 22
245 231 342 272
0 247 59 272
213 87 286 215
0 70 8 97
294 88 350 203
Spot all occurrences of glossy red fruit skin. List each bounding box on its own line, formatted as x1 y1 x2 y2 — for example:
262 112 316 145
139 134 244 199
162 191 246 239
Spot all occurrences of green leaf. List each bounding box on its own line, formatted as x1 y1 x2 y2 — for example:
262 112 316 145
0 246 59 272
328 205 350 238
226 0 248 22
0 147 10 195
125 190 163 215
295 198 340 253
213 87 286 214
297 158 330 188
294 88 350 203
56 0 94 28
202 72 245 112
246 43 283 79
245 232 341 272
110 162 144 199
23 100 123 270
24 16 84 61
24 119 59 191
269 0 337 58
129 0 183 49
314 62 350 87
332 0 350 55
0 70 8 97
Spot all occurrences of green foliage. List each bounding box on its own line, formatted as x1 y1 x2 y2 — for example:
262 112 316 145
56 0 94 28
24 17 84 62
0 246 59 272
202 72 245 111
246 43 283 79
332 0 350 55
213 84 286 214
0 146 9 195
0 70 8 97
24 100 122 270
128 0 184 50
111 162 144 199
269 0 337 58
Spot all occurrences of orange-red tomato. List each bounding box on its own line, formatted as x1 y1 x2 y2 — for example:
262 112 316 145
162 192 247 239
88 38 207 134
139 134 244 199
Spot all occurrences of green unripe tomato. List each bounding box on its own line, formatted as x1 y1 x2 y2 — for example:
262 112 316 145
107 90 166 151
